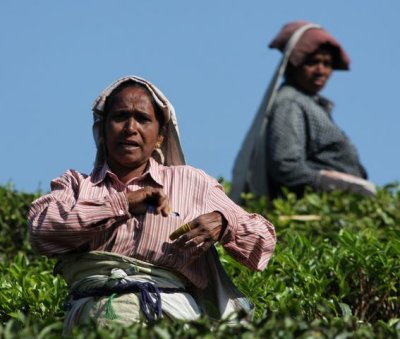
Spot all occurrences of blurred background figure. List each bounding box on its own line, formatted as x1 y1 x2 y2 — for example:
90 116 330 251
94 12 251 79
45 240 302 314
231 20 376 202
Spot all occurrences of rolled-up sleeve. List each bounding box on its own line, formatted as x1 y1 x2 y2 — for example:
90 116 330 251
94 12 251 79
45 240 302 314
205 178 276 271
28 170 130 256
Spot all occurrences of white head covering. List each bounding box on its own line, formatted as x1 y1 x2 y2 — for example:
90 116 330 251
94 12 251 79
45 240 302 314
91 75 185 167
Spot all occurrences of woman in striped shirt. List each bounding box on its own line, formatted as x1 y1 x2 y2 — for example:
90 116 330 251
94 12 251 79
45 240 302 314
28 76 276 333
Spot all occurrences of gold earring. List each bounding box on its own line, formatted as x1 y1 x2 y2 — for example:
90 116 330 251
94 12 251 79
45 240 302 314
155 136 164 149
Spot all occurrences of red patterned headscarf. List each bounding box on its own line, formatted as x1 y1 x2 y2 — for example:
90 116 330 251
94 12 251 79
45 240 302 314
269 20 350 70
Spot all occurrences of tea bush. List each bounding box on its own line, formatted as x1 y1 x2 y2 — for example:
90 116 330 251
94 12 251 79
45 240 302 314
1 183 399 338
0 184 40 258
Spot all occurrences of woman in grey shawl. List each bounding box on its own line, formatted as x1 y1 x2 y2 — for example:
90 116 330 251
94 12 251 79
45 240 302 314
231 21 376 202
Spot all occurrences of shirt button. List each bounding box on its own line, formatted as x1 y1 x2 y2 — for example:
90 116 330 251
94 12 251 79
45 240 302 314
119 209 124 216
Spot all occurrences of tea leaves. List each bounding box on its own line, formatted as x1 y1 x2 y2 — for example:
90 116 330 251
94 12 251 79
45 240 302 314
1 183 399 338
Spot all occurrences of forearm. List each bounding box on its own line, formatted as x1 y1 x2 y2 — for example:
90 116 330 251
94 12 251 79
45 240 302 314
220 212 276 271
28 190 130 255
207 184 276 271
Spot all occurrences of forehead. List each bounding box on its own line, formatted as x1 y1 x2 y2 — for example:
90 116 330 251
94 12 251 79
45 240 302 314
108 85 154 109
114 86 151 101
308 47 334 60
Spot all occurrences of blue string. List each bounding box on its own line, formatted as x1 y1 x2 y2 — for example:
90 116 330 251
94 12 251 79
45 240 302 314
135 282 162 321
72 280 173 322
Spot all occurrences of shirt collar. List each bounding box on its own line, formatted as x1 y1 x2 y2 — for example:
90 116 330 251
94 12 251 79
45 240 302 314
146 157 164 187
91 163 109 185
91 157 164 187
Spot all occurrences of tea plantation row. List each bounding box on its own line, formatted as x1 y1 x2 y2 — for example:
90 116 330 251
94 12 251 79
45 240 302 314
0 183 399 338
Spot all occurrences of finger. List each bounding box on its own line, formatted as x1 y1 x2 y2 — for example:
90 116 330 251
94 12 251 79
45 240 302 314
144 188 167 213
169 223 193 241
129 202 148 215
127 189 146 206
148 189 167 214
180 236 201 249
157 196 170 217
171 231 204 253
181 233 211 249
186 240 214 265
171 221 217 247
186 222 221 243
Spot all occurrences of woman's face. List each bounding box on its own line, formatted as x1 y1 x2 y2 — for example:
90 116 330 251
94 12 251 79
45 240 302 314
291 48 334 95
104 85 160 176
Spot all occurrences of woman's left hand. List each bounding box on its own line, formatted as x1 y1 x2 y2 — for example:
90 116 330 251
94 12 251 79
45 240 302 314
171 211 227 258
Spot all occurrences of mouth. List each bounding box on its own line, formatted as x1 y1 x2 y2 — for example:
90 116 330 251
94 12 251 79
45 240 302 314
312 76 327 86
119 140 141 150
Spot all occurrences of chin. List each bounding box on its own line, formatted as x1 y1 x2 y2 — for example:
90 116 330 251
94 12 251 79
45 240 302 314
122 159 145 168
310 85 324 94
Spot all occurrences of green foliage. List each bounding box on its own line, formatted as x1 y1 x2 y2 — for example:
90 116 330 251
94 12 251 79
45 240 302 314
0 184 40 258
1 183 400 338
0 253 67 323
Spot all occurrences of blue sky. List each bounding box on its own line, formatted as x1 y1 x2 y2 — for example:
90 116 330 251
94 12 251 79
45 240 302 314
1 1 399 192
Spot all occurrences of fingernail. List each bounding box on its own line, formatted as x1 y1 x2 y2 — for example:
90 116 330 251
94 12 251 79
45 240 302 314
168 207 180 216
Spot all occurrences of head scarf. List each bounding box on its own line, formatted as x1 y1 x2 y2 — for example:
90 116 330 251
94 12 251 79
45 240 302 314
269 20 350 70
92 75 185 167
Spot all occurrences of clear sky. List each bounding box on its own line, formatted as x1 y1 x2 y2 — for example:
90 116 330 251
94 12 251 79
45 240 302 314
1 1 399 193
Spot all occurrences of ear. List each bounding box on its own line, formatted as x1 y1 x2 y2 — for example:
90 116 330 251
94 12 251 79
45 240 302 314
158 126 167 143
155 134 164 149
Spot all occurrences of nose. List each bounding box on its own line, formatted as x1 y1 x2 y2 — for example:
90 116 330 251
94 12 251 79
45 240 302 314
316 61 332 75
124 117 138 134
315 62 325 73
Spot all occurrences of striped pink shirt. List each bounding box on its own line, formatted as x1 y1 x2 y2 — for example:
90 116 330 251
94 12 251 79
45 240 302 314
28 158 276 289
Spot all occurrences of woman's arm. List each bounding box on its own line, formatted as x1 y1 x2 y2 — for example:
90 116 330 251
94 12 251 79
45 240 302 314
28 170 130 256
206 182 276 271
171 176 276 271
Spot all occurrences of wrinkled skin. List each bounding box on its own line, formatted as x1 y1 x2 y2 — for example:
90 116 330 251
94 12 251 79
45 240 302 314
126 187 169 216
105 86 161 182
127 188 227 260
171 211 227 263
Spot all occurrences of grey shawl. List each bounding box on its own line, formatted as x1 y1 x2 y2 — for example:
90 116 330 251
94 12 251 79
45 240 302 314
230 24 321 202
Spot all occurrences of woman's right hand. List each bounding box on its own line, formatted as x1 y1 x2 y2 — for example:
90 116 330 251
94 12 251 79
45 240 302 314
126 187 169 216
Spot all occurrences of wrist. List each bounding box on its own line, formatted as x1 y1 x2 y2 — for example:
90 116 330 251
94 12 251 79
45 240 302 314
214 211 228 240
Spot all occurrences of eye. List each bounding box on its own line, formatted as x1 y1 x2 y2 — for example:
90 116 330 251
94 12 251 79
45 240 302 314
134 112 152 124
304 59 318 66
110 111 128 122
